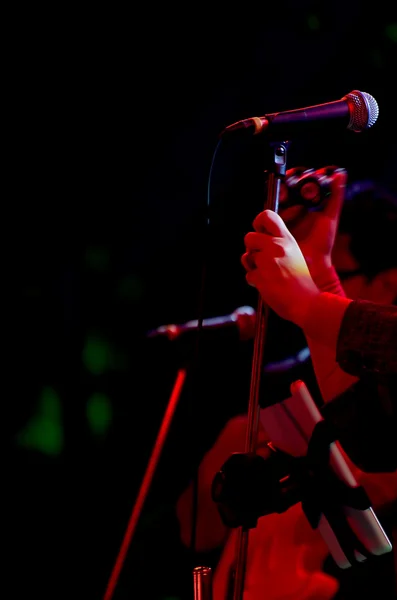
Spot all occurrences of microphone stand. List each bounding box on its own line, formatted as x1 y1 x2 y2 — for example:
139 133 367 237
104 213 213 599
232 140 289 600
103 367 188 600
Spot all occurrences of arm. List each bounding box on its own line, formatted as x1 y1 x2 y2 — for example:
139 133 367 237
240 184 397 473
242 200 397 383
302 293 397 376
321 370 397 472
304 265 359 402
247 169 361 402
308 293 397 473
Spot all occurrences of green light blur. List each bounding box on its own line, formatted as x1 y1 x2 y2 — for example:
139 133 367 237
17 386 63 455
86 392 112 436
306 14 320 30
117 274 144 303
82 334 111 374
385 23 397 43
109 350 128 370
84 245 110 271
370 48 383 69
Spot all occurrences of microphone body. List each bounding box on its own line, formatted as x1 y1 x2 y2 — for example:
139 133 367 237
221 90 379 140
147 306 256 341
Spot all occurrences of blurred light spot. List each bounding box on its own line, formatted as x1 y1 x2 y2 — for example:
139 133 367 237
306 14 320 30
84 245 110 271
370 48 383 69
385 23 397 43
83 334 111 374
16 386 63 455
110 351 129 371
117 274 144 303
86 393 112 436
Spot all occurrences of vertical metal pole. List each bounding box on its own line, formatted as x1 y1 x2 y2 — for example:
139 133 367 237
193 566 213 600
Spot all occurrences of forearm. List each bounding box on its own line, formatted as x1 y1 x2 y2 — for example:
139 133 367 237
321 374 397 473
302 292 397 379
305 266 358 402
306 335 359 402
302 262 353 348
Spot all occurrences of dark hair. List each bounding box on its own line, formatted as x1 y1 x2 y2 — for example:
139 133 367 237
339 181 397 279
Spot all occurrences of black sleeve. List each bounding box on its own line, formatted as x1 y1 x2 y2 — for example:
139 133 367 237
336 299 397 377
321 373 397 473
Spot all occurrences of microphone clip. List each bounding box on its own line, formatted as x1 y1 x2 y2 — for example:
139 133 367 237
211 445 301 530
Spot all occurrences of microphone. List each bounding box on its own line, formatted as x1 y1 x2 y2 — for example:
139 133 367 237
146 305 256 341
263 346 311 373
220 90 379 139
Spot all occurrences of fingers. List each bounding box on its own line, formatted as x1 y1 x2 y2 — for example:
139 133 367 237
244 232 267 252
245 268 259 288
242 254 261 288
322 168 348 220
242 210 292 273
252 209 291 237
244 231 285 254
241 251 256 271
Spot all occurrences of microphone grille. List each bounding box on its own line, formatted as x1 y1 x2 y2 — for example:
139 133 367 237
345 90 379 132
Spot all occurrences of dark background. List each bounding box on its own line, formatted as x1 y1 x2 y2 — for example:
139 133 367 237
7 3 397 599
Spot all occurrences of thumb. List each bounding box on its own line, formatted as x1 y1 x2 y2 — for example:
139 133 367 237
253 209 292 238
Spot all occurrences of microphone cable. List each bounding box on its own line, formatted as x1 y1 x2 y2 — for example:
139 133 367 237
188 138 224 560
102 137 224 600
